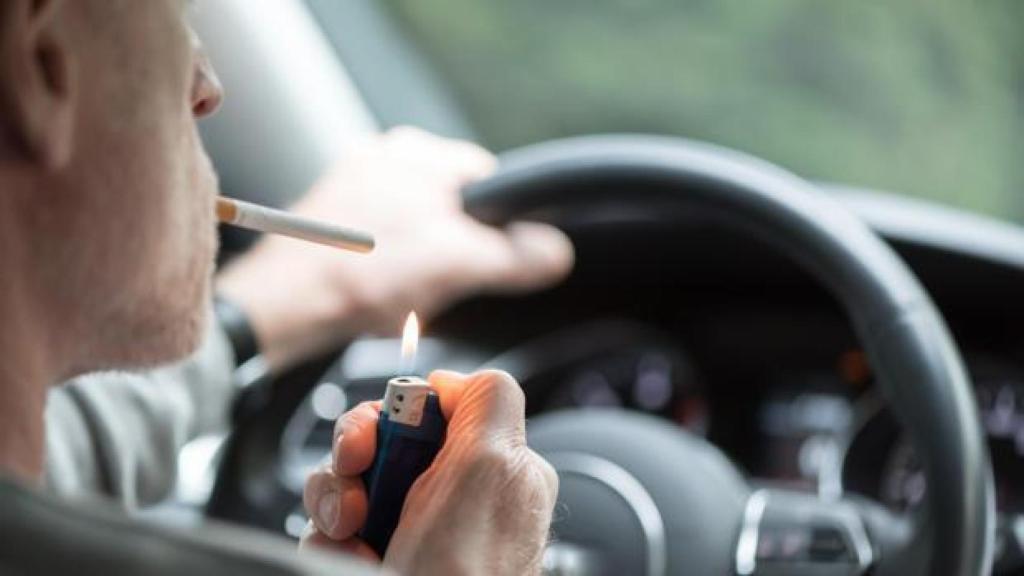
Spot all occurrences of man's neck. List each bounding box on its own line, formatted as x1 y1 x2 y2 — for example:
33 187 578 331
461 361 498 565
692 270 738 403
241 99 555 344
0 212 54 485
0 363 47 484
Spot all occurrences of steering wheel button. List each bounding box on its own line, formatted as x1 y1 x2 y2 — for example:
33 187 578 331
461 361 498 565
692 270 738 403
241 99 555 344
809 527 854 562
756 527 813 562
755 522 858 564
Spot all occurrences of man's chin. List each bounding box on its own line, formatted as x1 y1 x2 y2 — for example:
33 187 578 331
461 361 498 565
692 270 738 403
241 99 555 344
95 305 209 373
142 305 209 367
86 280 213 375
124 256 217 369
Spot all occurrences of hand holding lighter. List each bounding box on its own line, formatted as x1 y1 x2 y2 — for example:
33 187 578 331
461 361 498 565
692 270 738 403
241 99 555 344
360 376 447 557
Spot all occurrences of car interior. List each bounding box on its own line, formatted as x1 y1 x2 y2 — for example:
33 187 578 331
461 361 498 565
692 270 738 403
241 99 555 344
182 2 1024 574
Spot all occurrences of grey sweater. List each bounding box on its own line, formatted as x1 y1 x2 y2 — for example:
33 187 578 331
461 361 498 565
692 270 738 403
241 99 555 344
44 313 238 508
19 315 382 574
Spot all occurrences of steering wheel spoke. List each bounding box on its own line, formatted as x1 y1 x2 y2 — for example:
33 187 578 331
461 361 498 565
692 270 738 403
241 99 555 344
735 489 875 576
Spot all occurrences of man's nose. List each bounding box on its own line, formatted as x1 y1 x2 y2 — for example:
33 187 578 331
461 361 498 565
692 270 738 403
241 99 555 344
192 53 224 118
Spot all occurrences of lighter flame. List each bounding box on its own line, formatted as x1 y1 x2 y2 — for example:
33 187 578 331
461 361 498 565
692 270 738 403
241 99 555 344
400 312 419 373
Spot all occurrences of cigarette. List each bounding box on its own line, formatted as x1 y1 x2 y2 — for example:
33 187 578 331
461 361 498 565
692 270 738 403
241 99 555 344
216 196 374 254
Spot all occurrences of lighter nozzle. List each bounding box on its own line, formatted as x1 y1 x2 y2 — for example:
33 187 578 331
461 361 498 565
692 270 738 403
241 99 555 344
383 376 432 426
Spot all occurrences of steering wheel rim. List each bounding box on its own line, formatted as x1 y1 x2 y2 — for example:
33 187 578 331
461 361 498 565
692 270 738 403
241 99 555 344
464 134 994 576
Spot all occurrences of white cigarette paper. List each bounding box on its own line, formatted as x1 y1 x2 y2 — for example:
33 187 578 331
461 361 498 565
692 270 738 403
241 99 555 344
217 197 375 254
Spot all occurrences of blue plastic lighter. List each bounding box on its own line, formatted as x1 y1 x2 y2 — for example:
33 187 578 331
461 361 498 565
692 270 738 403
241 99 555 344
360 376 447 556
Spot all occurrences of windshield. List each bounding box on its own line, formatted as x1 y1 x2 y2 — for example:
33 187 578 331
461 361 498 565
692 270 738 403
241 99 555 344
383 1 1024 222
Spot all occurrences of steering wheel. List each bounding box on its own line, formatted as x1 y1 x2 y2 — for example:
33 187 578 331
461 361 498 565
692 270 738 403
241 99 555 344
461 135 993 576
208 134 992 576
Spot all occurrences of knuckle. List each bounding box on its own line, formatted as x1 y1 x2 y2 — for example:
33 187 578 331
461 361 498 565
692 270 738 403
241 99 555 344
530 450 559 498
383 127 492 172
462 445 554 500
471 369 526 410
452 140 496 166
301 468 333 517
460 444 529 490
333 401 375 439
351 400 379 417
384 125 429 143
465 443 516 476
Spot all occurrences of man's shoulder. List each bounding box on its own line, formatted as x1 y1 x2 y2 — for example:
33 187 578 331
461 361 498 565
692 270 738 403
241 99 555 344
0 478 376 576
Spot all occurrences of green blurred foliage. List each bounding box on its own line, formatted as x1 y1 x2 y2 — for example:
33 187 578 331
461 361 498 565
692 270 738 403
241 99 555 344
384 0 1024 221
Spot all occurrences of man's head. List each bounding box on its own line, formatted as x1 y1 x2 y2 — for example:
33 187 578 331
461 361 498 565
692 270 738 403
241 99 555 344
0 0 223 380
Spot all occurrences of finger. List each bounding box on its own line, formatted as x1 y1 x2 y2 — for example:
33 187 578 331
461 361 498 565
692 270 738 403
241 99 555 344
303 464 369 540
332 401 382 445
385 126 496 183
300 525 381 564
428 369 468 421
431 369 527 443
446 139 497 184
333 401 381 476
402 127 497 178
464 221 574 294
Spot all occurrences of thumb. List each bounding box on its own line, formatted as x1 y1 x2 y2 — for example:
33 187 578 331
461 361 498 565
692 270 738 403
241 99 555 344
467 221 575 294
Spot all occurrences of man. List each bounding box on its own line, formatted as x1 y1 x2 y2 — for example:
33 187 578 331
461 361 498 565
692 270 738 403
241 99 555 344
0 1 566 574
44 126 575 509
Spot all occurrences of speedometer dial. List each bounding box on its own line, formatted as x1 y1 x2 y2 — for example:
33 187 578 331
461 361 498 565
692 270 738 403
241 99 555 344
842 371 1024 573
543 345 707 432
487 319 708 434
977 379 1024 512
844 371 1024 514
979 380 1024 450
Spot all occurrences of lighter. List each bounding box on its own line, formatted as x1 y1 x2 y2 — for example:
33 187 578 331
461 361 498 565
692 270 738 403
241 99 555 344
360 376 447 556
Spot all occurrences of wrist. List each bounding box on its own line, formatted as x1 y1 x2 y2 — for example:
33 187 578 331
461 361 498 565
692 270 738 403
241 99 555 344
212 295 261 366
215 248 359 370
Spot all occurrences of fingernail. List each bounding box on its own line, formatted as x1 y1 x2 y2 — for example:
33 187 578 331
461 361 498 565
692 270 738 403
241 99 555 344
333 432 348 474
340 416 357 436
317 491 339 534
337 420 359 459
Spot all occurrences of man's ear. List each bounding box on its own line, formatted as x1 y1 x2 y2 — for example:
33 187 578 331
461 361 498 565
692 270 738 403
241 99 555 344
0 0 74 170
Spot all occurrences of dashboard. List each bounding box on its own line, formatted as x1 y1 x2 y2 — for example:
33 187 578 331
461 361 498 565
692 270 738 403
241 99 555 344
275 187 1024 572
